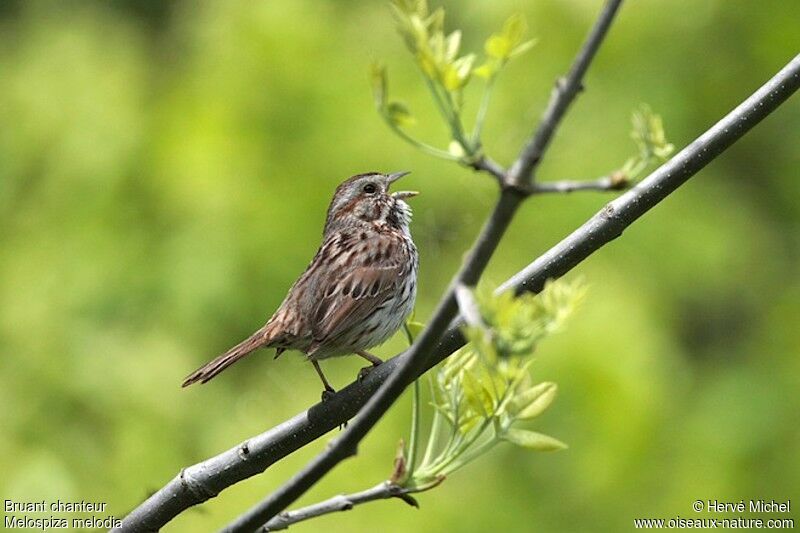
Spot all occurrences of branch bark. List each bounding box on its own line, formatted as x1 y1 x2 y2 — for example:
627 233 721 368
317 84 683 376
531 173 629 194
261 480 434 531
468 155 507 183
113 21 800 533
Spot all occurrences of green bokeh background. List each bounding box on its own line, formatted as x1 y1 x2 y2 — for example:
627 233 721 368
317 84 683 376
1 1 798 531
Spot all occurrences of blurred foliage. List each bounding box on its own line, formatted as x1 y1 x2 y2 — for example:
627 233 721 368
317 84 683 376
0 1 798 532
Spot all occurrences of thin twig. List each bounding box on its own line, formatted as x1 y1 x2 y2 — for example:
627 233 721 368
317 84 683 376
507 0 624 188
114 52 800 533
531 172 630 194
221 3 625 531
384 118 460 161
260 482 421 532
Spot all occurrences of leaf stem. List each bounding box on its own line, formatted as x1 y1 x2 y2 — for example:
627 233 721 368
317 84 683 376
406 379 421 480
421 76 474 155
421 378 442 466
471 74 498 145
382 116 460 160
423 76 459 127
441 87 473 153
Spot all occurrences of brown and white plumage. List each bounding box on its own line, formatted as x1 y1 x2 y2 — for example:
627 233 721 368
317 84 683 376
182 171 418 393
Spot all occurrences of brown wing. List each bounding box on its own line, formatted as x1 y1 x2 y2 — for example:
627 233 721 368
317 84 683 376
309 259 403 351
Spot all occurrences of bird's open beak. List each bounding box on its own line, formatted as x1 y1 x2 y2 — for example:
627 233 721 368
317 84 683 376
387 171 418 199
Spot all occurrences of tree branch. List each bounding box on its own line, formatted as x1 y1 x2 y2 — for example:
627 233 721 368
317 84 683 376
531 173 629 194
261 480 441 532
467 155 507 183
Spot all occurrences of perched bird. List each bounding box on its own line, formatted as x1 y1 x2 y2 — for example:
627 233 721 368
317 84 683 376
182 171 419 399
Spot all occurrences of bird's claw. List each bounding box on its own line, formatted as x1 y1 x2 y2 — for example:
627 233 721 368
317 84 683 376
358 365 377 382
321 388 336 402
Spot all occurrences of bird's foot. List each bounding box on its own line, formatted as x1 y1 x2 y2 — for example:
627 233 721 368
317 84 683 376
321 387 337 402
357 362 381 382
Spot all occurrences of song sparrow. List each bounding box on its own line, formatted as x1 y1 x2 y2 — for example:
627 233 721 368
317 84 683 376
182 171 419 398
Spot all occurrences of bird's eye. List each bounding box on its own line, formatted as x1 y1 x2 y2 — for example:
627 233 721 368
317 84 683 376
362 183 377 194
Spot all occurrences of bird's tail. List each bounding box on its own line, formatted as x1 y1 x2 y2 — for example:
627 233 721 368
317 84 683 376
182 325 273 387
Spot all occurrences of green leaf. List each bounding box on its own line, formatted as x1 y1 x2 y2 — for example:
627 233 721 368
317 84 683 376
442 65 460 91
454 53 475 80
439 347 473 392
515 382 557 419
391 0 420 16
430 400 456 427
485 14 531 61
503 428 567 452
509 39 537 58
619 104 675 182
631 105 674 161
502 13 527 46
485 34 512 60
462 368 492 417
387 101 415 127
390 7 417 51
417 49 438 78
426 6 444 35
448 140 466 158
370 62 388 110
430 30 445 63
458 412 481 435
442 54 474 91
473 62 495 79
445 30 461 62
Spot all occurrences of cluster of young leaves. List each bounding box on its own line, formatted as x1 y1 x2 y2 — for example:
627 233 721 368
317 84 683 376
393 279 585 492
371 0 535 163
616 105 675 184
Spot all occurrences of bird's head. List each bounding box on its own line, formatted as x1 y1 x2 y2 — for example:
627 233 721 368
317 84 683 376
324 171 417 233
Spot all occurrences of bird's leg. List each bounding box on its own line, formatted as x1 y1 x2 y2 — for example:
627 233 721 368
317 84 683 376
356 350 384 366
356 350 383 381
311 359 336 402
